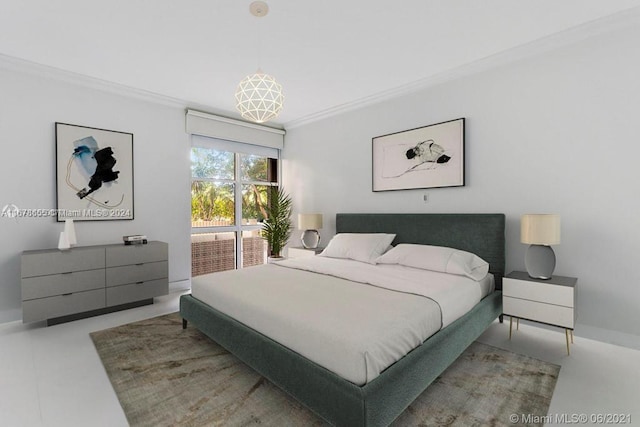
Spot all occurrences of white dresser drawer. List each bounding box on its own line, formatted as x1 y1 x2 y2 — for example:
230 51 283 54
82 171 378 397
504 277 574 307
106 241 168 267
21 247 105 278
504 296 574 328
22 289 106 323
106 278 168 306
106 261 168 287
22 269 105 300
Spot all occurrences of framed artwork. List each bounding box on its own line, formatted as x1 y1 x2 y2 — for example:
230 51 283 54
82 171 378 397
372 118 465 192
55 122 134 221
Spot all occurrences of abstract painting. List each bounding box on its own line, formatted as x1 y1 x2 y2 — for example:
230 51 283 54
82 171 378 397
55 122 134 221
372 118 465 191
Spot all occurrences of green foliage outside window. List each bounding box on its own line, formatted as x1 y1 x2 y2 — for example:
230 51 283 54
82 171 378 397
191 148 275 225
191 181 234 224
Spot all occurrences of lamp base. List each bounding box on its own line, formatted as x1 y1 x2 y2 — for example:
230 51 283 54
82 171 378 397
525 244 556 280
58 231 70 251
301 229 320 249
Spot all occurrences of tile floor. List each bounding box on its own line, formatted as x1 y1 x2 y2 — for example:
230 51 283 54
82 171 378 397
1 291 638 427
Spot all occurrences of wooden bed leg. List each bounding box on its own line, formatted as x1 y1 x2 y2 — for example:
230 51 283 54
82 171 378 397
182 318 188 329
499 314 504 323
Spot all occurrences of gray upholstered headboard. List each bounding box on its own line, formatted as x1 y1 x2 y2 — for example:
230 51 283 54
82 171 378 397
336 213 506 290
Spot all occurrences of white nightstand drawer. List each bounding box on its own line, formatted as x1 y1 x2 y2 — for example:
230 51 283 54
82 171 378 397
504 296 574 328
504 278 574 307
288 247 324 258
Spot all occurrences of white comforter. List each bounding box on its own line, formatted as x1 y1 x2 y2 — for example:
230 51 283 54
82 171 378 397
191 256 493 385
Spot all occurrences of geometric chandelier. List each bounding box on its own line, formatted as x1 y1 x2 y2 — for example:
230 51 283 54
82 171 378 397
235 69 284 123
234 1 284 124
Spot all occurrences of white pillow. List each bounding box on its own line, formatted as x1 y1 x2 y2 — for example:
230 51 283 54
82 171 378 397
318 233 396 264
375 244 489 281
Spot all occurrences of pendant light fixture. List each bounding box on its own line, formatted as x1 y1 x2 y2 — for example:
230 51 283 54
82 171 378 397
235 1 284 124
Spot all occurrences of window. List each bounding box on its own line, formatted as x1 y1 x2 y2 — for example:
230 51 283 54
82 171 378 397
190 137 279 276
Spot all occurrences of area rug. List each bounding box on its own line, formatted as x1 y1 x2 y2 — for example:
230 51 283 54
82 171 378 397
91 313 560 426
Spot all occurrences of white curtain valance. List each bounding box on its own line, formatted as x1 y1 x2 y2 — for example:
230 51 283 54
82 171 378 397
186 109 284 150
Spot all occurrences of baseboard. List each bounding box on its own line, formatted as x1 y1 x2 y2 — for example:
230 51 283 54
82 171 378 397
169 279 191 293
575 323 640 351
515 318 640 351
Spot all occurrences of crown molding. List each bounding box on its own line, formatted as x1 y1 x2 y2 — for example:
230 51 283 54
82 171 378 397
0 53 281 127
284 6 640 130
0 53 190 109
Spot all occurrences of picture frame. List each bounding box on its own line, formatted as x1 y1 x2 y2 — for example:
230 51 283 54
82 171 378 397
372 118 465 192
55 122 134 221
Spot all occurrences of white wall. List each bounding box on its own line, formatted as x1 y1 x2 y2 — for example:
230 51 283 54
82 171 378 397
283 24 640 347
0 65 192 323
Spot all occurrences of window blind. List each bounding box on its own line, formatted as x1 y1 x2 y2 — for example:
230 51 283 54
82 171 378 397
191 134 279 159
186 109 284 150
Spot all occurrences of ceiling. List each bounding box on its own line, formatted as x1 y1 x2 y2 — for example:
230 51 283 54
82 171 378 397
2 0 640 128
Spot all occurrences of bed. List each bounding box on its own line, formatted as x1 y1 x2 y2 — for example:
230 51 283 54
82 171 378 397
180 213 505 426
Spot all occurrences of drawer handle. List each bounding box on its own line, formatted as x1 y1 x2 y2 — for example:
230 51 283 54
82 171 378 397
135 263 145 266
136 281 144 284
61 271 73 275
62 293 73 296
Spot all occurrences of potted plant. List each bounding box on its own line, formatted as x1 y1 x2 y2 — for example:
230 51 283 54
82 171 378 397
261 186 293 259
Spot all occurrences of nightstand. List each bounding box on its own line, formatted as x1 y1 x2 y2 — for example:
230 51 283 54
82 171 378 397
503 271 577 355
288 246 324 258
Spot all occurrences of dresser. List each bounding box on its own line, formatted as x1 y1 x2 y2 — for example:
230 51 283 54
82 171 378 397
503 271 577 354
21 241 168 325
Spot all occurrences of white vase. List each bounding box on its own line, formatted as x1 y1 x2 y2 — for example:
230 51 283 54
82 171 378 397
64 219 77 246
58 231 70 251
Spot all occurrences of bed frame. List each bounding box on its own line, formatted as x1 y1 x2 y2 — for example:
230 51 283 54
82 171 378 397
180 213 505 426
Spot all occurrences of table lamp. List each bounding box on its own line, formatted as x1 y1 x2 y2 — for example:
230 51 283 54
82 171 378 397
298 213 322 249
521 214 561 279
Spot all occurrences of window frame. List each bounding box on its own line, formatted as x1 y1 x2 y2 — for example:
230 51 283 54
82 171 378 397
191 142 280 270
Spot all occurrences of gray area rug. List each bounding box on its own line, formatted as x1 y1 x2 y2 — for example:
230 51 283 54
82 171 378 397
91 313 559 426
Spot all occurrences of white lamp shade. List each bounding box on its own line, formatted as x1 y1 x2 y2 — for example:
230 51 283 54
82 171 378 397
521 214 561 245
298 213 322 230
235 70 284 123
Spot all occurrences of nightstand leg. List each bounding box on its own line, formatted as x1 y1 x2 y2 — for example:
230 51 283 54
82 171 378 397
516 318 519 330
565 329 571 355
570 329 574 343
509 316 513 340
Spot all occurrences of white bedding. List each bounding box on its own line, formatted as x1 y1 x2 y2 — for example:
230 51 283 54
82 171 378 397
191 256 494 385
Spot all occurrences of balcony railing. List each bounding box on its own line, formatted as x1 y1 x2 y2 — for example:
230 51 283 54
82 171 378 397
191 231 266 277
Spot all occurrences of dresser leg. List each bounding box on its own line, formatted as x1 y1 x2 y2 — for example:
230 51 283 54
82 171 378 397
516 318 519 330
565 329 571 355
